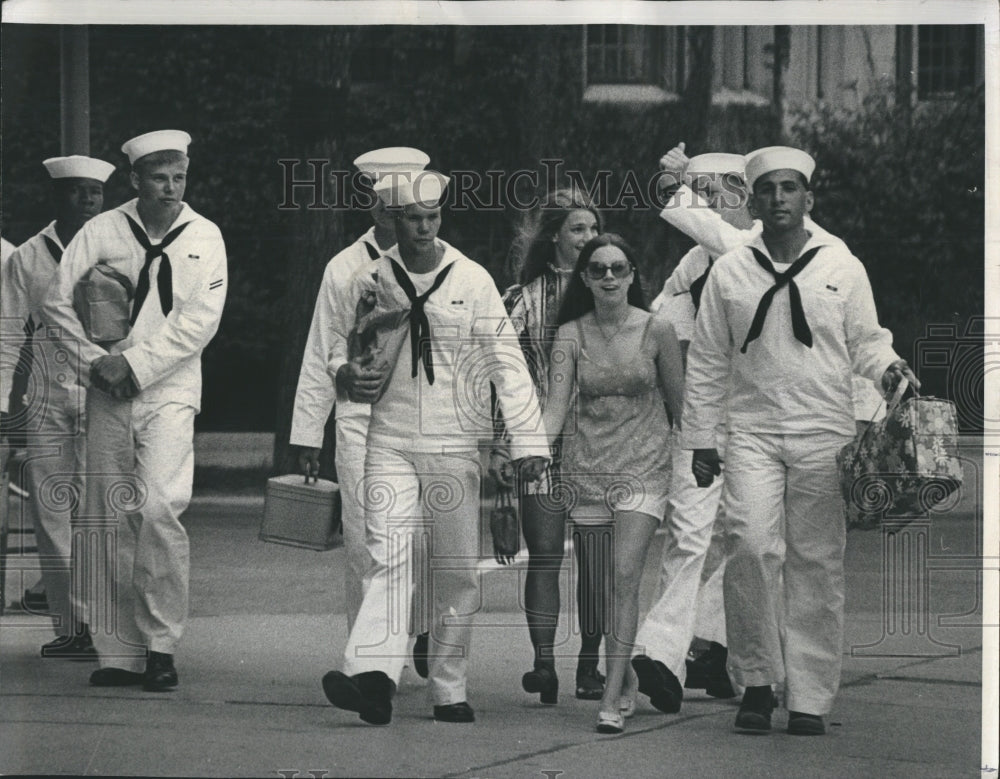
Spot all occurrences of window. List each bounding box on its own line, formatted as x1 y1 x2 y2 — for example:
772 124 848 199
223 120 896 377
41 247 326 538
583 26 686 104
710 26 770 105
718 27 750 91
816 26 824 99
916 26 978 100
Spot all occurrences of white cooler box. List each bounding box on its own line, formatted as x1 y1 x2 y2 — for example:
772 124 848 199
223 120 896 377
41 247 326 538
260 474 342 551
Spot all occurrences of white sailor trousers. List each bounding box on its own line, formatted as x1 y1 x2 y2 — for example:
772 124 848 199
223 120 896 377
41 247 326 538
635 439 725 680
343 444 481 706
84 390 194 669
21 392 86 635
334 421 371 633
692 511 728 646
722 431 851 716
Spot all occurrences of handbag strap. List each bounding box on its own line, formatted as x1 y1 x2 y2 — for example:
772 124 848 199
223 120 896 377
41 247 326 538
851 376 914 464
494 486 514 510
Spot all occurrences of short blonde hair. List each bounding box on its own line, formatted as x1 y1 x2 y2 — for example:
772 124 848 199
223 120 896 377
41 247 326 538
133 150 189 175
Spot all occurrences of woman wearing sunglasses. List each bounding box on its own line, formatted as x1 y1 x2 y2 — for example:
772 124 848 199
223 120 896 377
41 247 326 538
490 189 607 704
542 233 685 734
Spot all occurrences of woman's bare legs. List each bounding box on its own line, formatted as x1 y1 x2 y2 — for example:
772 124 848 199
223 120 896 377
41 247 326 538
599 511 660 718
521 495 567 672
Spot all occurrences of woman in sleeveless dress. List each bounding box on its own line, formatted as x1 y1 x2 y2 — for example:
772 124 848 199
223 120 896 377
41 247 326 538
542 233 685 734
489 190 609 703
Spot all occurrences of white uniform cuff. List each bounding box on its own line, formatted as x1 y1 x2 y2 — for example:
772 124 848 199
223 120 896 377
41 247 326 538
327 358 347 389
679 430 718 450
120 348 147 391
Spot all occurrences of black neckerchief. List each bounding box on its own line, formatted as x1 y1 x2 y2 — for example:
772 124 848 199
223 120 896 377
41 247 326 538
387 258 455 385
687 256 714 313
42 235 63 264
739 245 821 354
123 214 190 324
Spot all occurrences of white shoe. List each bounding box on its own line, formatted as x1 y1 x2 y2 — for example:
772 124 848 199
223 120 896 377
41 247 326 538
596 710 625 734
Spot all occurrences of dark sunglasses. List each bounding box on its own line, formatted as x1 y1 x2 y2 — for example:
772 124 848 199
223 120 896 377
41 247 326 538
584 260 633 280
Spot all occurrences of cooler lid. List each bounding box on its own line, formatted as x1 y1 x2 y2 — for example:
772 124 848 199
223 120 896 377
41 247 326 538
267 474 340 494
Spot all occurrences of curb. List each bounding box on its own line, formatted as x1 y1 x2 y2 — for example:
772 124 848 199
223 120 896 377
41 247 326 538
188 494 265 510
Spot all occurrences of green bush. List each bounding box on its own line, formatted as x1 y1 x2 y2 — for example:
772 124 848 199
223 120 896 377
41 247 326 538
1 25 858 430
789 82 985 428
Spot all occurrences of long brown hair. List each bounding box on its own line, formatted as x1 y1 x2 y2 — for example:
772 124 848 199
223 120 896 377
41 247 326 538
556 233 647 326
512 188 603 286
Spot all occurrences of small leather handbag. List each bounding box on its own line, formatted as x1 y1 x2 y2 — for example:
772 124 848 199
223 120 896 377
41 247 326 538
489 486 519 565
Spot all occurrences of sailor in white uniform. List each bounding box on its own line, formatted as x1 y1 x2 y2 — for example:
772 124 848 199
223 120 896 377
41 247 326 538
635 153 749 712
291 147 430 635
44 130 227 692
320 171 549 725
0 155 115 657
682 146 917 736
660 141 887 411
651 144 888 683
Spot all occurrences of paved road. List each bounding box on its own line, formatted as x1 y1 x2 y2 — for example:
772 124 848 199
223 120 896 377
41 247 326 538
0 445 992 777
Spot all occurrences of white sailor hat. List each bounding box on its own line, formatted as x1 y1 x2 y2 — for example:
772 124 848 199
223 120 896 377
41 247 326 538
686 152 746 179
353 147 430 181
121 130 192 165
373 170 449 207
744 146 815 190
42 155 116 182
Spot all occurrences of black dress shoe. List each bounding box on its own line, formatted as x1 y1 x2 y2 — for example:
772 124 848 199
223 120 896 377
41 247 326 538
433 701 475 723
324 670 396 725
412 632 429 679
521 666 558 705
684 642 713 689
143 651 178 692
90 667 145 686
787 711 826 736
734 685 775 734
631 654 682 714
685 642 736 698
684 659 707 689
322 671 362 713
41 629 97 661
355 671 396 725
685 643 722 687
575 661 605 700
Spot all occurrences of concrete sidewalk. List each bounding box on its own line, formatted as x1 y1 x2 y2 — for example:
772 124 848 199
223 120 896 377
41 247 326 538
0 609 983 778
0 444 992 777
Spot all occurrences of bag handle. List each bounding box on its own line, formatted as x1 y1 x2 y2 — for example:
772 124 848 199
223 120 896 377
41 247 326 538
851 375 914 465
494 485 514 511
885 375 918 411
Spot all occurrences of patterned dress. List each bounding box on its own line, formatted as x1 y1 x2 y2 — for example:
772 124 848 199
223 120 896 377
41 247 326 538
499 265 574 495
560 315 673 522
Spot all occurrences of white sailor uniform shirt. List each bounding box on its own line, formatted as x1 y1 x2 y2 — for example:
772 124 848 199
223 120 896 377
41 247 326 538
290 227 383 448
650 244 713 344
327 239 549 461
681 232 900 450
1 223 79 413
661 185 886 418
44 199 227 412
